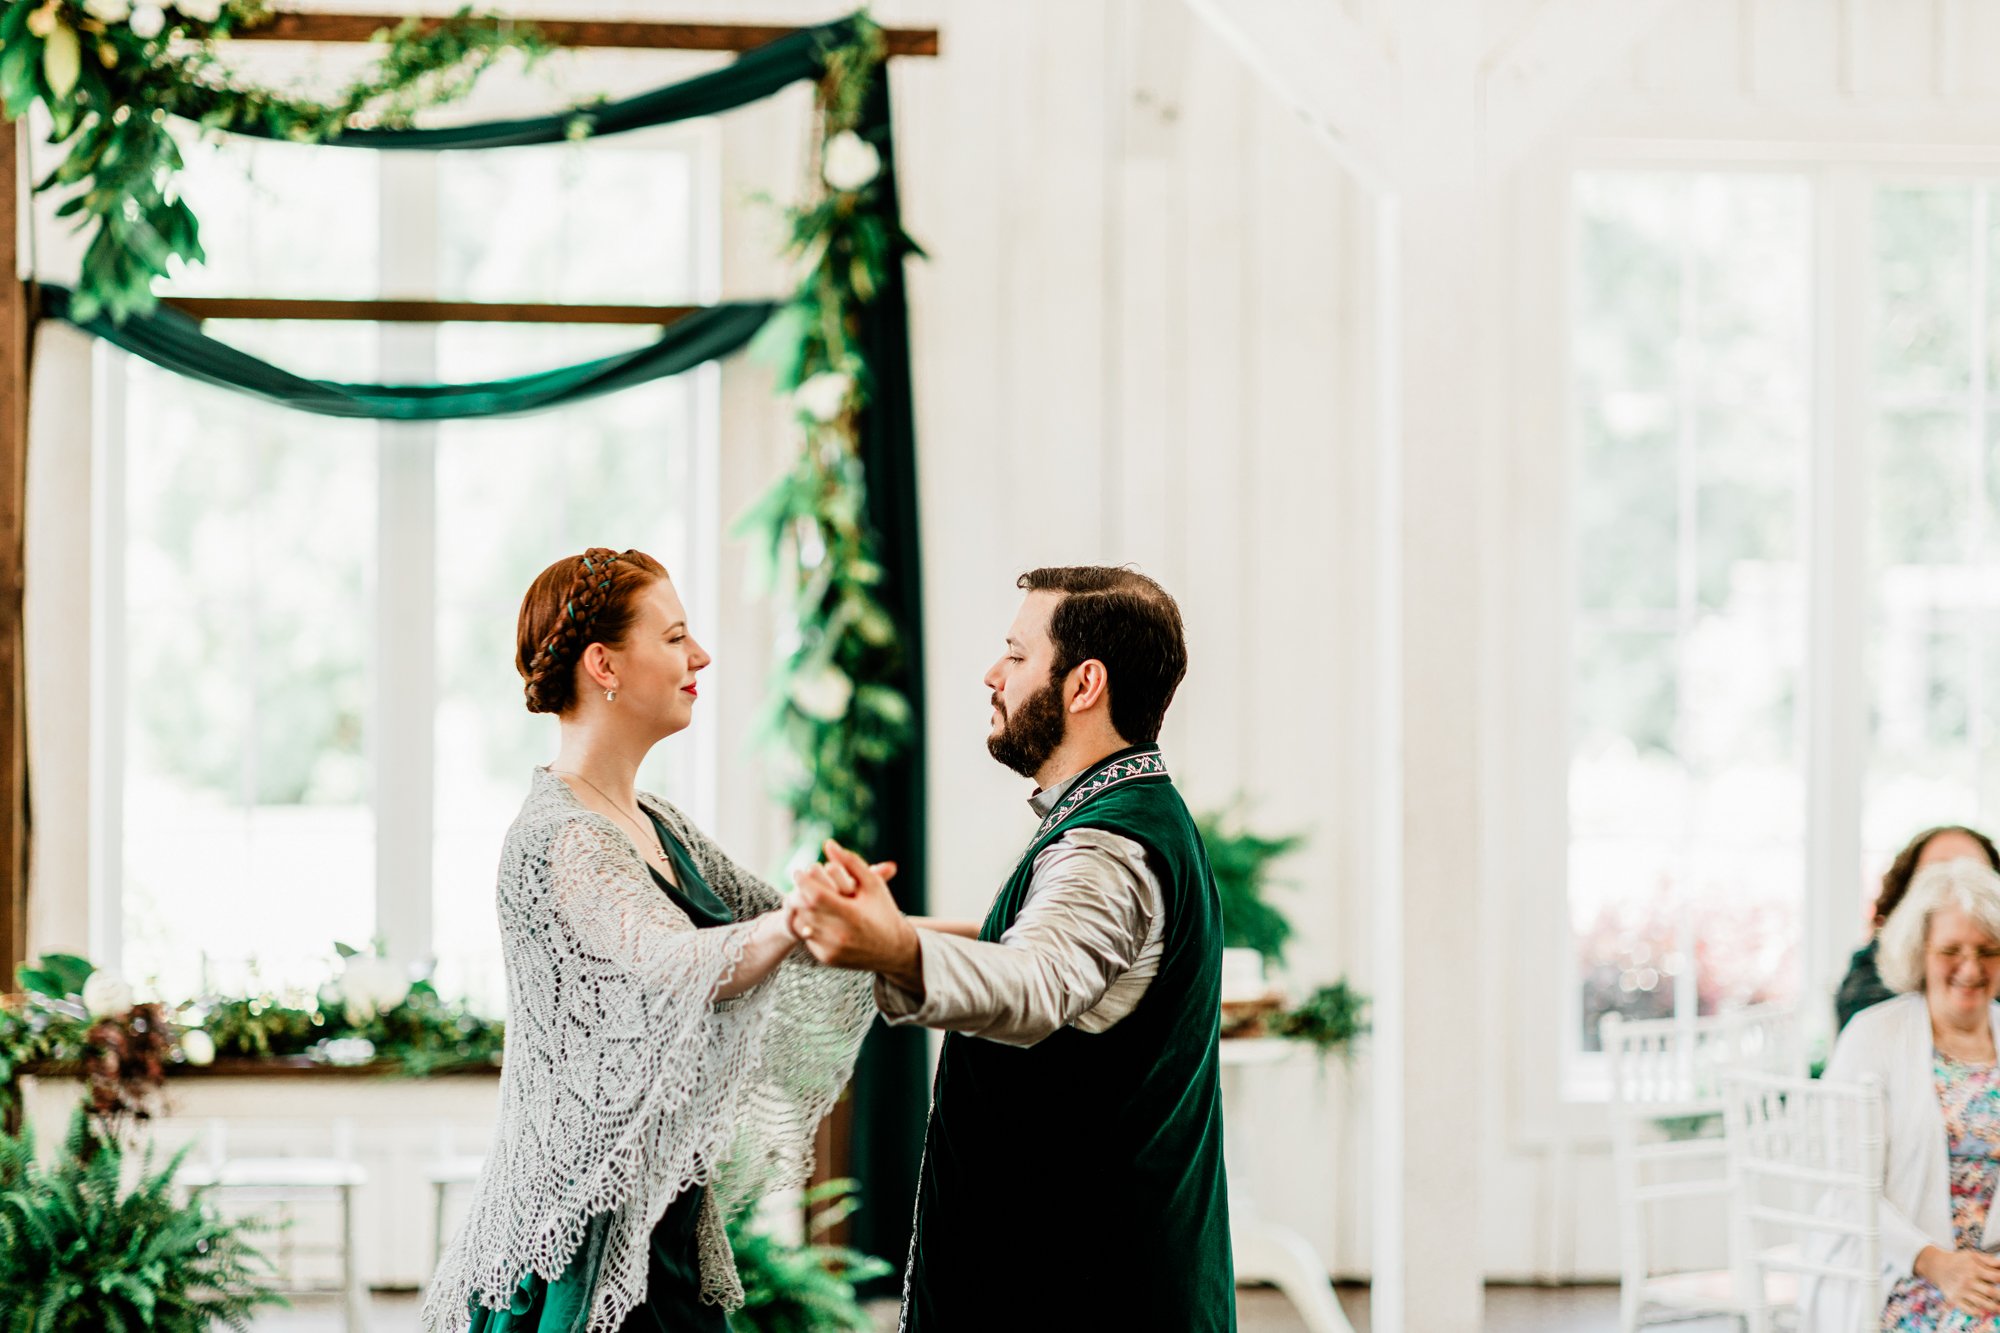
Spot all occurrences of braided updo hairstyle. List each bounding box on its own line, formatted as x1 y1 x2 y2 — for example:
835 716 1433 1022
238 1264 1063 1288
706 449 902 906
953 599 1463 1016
516 548 669 715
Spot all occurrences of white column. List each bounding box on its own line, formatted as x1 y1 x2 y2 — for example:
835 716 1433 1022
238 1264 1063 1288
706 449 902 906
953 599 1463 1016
22 324 99 959
1805 166 1870 1045
1370 2 1487 1328
374 153 437 974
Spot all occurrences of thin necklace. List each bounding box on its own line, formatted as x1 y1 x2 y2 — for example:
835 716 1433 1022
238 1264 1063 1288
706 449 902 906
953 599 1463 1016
552 768 674 872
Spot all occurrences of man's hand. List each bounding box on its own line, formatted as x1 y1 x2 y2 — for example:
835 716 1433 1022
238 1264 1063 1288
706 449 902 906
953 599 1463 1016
790 840 924 994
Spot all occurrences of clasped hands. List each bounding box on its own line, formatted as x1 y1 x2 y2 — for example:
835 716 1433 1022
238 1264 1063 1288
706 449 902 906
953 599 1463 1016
786 840 924 990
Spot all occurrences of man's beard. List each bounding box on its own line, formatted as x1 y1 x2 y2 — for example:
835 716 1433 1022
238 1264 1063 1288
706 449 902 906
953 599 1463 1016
986 677 1068 778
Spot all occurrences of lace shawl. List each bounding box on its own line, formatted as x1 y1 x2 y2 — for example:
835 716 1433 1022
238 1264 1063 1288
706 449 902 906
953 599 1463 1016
421 768 878 1333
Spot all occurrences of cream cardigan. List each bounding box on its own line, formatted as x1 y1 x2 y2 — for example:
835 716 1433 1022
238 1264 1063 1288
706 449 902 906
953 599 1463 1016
1801 992 2000 1331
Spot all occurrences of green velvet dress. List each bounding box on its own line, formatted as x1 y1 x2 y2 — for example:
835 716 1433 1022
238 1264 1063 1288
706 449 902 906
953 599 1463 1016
466 811 734 1333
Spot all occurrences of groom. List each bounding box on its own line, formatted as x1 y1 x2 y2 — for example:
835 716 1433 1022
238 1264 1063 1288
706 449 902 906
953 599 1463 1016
790 565 1235 1331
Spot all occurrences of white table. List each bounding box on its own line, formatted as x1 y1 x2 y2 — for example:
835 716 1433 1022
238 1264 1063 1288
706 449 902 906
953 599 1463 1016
1221 1036 1354 1333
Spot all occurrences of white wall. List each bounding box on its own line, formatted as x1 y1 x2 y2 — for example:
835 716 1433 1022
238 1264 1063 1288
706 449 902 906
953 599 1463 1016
38 0 2000 1292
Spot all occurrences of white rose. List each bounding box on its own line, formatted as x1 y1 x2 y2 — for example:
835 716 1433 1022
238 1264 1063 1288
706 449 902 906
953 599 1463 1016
338 955 409 1025
128 4 164 38
789 664 853 722
793 370 853 423
821 131 880 193
179 1029 215 1066
81 969 133 1019
83 0 132 22
318 1036 376 1066
174 0 222 22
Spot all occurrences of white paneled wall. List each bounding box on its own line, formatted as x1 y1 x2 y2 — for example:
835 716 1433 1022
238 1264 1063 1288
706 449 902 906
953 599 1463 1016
875 0 1376 1271
38 0 2000 1292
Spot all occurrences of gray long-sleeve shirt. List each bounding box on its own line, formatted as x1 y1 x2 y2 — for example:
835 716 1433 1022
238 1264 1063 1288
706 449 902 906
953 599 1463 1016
873 768 1166 1047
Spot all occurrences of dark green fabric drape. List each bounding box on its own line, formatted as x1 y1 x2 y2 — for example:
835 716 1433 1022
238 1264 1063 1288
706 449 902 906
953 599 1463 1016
251 20 857 151
50 12 931 1279
843 70 926 1293
40 285 775 419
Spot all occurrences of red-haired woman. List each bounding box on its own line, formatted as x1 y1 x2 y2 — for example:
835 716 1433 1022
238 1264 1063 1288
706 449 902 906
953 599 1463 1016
423 549 877 1333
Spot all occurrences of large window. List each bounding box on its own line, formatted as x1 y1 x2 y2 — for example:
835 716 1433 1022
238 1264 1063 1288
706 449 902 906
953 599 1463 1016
1568 172 1812 1054
100 127 718 1014
1864 185 2000 870
1569 167 2000 1069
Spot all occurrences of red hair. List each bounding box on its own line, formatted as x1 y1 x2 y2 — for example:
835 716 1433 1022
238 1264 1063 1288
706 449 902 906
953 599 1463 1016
515 548 668 715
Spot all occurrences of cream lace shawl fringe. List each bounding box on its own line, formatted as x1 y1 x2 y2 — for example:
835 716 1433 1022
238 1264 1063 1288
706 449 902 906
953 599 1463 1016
421 768 877 1333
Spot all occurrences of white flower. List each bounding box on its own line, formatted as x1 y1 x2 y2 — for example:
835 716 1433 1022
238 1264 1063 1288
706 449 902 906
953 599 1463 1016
179 1029 215 1066
793 371 853 423
81 969 133 1019
789 664 854 722
318 1037 376 1067
83 0 132 22
128 4 164 38
821 131 880 193
174 0 222 22
336 954 409 1025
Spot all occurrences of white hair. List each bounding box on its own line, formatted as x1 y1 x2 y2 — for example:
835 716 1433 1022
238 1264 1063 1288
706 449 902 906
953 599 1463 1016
1877 857 2000 993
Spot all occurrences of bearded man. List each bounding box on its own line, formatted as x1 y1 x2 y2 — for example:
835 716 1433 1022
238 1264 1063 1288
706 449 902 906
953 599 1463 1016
789 565 1235 1332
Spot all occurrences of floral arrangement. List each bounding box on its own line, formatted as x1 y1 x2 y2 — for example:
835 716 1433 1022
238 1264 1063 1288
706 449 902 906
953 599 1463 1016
0 947 505 1119
737 14 920 861
0 0 546 322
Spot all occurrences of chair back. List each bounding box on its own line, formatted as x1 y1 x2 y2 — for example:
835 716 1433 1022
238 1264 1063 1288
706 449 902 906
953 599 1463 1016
1722 1069 1884 1333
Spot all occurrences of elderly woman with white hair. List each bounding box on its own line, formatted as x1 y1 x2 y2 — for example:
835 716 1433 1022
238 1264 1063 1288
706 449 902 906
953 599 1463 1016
1803 857 2000 1331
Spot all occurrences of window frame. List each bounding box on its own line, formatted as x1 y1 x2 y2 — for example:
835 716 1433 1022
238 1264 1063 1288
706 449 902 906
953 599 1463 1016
86 125 725 1001
1555 148 2000 1100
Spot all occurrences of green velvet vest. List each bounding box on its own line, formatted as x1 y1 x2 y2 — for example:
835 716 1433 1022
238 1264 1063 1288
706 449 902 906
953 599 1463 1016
900 746 1236 1331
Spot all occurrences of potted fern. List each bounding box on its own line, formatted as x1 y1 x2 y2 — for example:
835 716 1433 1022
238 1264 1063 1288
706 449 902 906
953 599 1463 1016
726 1180 890 1333
0 1105 285 1332
1196 806 1304 967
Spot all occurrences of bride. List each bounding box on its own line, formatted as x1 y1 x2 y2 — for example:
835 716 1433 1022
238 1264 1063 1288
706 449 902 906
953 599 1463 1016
423 547 878 1333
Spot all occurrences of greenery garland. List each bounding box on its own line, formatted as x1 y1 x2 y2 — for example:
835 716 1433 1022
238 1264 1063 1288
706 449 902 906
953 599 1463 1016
0 0 546 322
0 950 504 1123
739 14 918 861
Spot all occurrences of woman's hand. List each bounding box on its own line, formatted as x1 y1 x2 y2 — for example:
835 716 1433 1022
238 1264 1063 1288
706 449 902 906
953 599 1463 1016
1917 1245 2000 1316
714 907 811 1000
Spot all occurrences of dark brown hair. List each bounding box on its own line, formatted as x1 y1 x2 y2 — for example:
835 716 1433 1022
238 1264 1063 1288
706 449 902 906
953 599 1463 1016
1017 565 1187 745
1876 825 2000 925
516 548 668 715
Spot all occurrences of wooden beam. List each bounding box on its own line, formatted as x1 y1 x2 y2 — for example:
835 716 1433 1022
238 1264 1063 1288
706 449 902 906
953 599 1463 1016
1181 0 1398 191
161 296 703 326
232 14 940 57
1480 0 1681 175
0 125 29 996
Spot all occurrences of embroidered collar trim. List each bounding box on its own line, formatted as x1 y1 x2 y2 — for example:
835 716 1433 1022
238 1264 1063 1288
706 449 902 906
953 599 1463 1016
1032 744 1167 840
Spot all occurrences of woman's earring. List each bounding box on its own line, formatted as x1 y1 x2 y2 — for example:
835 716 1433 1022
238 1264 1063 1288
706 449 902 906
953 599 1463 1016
605 689 617 703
